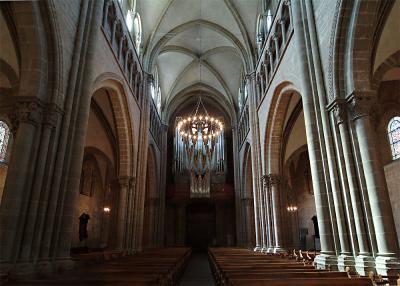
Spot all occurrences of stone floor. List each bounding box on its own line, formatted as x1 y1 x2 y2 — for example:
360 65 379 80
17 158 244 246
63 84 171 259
179 252 215 286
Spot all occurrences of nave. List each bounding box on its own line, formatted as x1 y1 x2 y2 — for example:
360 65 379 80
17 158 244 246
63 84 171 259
0 0 399 284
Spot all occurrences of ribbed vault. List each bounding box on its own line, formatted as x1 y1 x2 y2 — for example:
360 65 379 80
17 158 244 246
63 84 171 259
137 0 261 118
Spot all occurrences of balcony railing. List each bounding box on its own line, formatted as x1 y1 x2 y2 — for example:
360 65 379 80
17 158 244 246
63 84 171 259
102 0 144 106
238 102 250 150
149 98 162 148
255 0 293 107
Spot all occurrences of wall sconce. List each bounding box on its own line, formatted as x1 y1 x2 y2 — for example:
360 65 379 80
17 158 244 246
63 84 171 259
103 207 111 213
287 205 298 212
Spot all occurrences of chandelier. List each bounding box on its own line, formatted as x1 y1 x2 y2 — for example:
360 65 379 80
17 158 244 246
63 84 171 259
176 96 223 164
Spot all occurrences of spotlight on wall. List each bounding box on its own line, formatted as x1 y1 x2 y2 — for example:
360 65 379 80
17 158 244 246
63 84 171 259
287 205 298 212
103 207 111 213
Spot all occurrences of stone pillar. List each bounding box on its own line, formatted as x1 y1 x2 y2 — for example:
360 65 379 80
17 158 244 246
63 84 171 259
331 100 373 274
244 198 254 248
252 186 263 251
116 176 131 250
0 100 42 264
245 73 265 252
19 103 61 262
272 34 280 60
348 92 400 276
267 174 285 253
279 19 287 45
291 0 337 269
259 186 268 252
125 177 136 253
261 175 274 253
267 50 273 71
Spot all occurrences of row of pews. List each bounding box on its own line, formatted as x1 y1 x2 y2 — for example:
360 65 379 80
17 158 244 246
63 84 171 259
8 247 191 286
208 248 374 286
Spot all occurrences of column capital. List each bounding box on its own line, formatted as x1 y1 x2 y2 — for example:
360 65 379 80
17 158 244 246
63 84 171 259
245 72 255 81
284 0 291 6
43 103 63 128
267 173 281 186
118 176 134 188
328 99 347 124
11 98 44 128
346 91 377 120
261 174 269 188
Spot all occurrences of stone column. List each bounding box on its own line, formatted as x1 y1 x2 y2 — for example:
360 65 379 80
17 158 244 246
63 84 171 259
125 177 136 253
244 198 255 247
272 34 280 60
258 185 267 252
19 103 61 262
331 100 373 274
116 176 131 250
348 92 400 276
245 73 264 252
291 0 337 269
0 100 42 263
267 174 285 253
261 175 274 252
279 19 287 45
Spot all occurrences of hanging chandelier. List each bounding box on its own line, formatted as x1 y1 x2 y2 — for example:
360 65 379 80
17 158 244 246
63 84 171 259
176 96 223 164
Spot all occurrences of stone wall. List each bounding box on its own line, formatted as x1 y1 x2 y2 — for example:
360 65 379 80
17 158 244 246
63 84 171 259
385 159 400 246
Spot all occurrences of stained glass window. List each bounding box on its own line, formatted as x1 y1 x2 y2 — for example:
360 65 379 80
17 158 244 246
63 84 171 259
0 121 10 163
388 116 400 160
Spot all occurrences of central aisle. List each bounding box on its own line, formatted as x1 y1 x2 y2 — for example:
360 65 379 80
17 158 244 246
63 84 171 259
179 252 215 286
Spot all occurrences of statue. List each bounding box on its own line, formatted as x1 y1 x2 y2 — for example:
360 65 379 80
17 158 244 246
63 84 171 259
79 212 90 242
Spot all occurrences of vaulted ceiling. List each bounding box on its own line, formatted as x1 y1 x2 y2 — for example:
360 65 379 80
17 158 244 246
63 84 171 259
137 0 261 120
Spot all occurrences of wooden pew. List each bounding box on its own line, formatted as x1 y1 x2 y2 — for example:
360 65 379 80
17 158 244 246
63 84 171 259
208 247 373 286
9 247 192 286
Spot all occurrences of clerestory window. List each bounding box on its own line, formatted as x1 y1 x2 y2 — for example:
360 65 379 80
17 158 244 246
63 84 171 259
388 116 400 160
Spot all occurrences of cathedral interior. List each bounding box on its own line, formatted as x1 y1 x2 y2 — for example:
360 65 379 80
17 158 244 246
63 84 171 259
0 0 399 285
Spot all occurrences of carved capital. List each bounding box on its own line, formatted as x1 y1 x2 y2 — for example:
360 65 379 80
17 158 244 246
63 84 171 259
10 99 43 129
347 91 376 120
118 176 133 189
129 176 136 189
284 0 291 6
267 174 281 186
245 72 255 81
260 175 268 188
43 103 63 128
330 99 347 124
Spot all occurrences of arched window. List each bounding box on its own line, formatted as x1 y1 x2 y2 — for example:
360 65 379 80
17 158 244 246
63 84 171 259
133 12 142 54
266 9 273 32
0 121 11 164
388 116 400 160
125 10 133 32
157 86 162 114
